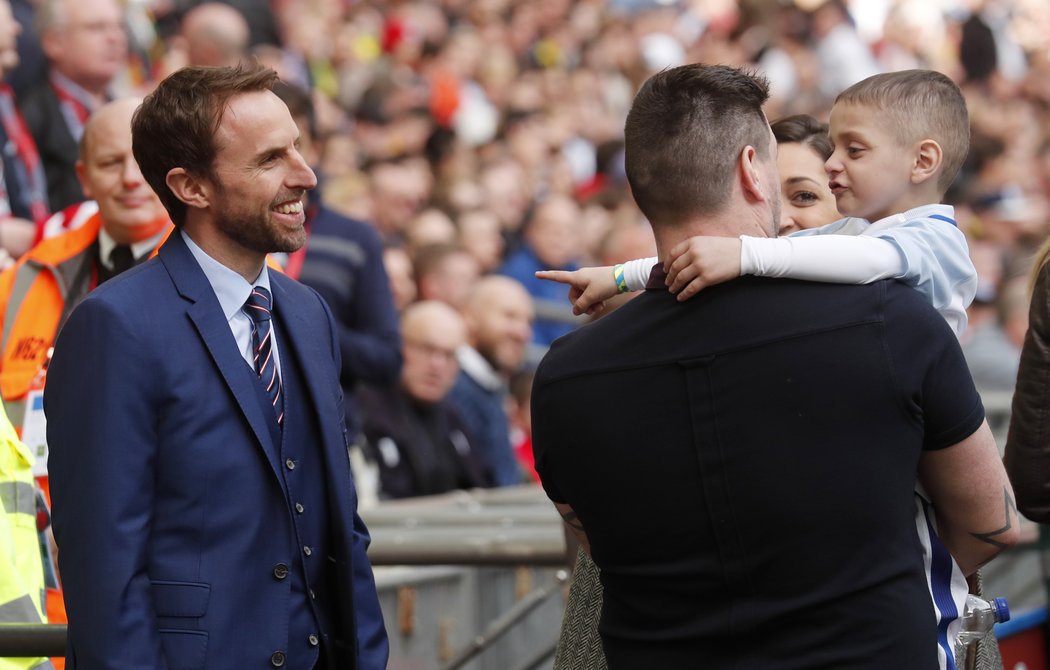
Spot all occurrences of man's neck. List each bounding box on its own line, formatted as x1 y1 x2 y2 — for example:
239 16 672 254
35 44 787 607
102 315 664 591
182 219 266 282
653 208 774 261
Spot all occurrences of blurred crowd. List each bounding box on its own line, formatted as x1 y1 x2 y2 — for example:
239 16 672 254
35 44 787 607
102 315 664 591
3 0 1050 504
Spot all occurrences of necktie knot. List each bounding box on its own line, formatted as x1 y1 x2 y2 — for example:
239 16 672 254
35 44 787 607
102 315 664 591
244 287 273 323
109 244 134 275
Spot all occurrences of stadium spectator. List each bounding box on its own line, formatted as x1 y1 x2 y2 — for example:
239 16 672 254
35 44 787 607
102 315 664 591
414 242 480 310
21 0 127 213
359 300 492 499
0 97 167 435
0 0 45 264
499 195 583 346
158 2 250 76
450 274 533 487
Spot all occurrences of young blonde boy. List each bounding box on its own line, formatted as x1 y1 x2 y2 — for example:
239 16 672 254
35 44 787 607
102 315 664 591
541 69 982 670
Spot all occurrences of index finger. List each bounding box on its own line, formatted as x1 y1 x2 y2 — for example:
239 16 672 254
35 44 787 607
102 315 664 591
535 270 578 286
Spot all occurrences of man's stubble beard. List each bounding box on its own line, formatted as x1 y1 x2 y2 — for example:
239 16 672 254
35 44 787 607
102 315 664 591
212 182 307 255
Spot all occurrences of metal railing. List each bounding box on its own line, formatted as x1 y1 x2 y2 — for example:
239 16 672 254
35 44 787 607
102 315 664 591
0 624 65 657
363 485 566 567
439 570 567 670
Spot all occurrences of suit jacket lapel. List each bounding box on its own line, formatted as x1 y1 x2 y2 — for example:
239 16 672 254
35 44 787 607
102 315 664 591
157 232 283 480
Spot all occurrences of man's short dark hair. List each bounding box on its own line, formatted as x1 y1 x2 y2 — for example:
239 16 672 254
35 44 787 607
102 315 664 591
624 64 771 226
131 64 279 227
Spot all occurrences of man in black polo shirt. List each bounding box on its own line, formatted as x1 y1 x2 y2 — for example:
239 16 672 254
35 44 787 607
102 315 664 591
531 64 1017 669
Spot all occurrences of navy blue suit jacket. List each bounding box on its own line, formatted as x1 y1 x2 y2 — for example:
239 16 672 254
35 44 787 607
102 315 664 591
45 231 388 669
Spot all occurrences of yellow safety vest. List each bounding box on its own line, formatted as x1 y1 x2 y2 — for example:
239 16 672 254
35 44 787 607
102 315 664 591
0 401 52 669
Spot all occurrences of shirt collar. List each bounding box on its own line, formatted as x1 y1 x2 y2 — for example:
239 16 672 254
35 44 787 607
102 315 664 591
456 345 503 391
49 70 101 111
646 264 668 291
97 223 168 269
866 204 954 231
181 229 272 322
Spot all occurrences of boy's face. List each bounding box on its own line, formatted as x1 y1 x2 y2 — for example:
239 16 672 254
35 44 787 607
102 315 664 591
825 102 917 222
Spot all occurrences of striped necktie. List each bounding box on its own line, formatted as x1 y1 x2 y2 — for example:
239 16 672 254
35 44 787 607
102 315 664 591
244 286 283 426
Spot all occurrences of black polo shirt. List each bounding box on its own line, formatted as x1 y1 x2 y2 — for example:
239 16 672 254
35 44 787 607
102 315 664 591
532 275 984 669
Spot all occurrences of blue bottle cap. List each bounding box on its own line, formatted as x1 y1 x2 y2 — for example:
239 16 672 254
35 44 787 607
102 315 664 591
992 597 1010 623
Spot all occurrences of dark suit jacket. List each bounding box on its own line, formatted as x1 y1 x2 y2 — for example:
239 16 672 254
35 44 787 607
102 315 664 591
19 80 84 213
45 231 388 669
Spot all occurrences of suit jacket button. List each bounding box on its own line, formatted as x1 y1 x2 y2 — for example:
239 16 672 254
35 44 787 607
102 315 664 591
270 651 286 667
308 634 319 646
285 458 295 470
273 563 289 580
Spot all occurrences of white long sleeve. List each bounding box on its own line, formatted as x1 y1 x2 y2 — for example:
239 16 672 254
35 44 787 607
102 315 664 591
621 257 659 292
740 235 903 283
742 206 976 336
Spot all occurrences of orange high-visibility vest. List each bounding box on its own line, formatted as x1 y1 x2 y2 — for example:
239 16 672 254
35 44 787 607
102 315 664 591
0 214 105 428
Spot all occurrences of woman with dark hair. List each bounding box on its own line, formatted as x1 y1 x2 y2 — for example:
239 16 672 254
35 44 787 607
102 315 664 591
771 114 841 234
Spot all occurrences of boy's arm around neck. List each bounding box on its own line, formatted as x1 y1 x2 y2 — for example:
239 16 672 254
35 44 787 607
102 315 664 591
741 216 976 337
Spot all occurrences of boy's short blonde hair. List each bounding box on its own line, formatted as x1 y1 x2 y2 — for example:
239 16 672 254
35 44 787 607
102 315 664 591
835 70 969 193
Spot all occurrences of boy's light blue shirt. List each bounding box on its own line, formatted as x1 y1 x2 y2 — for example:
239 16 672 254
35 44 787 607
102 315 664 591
791 204 977 336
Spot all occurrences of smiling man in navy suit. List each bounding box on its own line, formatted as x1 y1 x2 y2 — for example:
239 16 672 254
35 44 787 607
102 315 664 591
44 65 388 669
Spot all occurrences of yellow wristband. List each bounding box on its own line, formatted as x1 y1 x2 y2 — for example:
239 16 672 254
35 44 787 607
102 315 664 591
613 264 628 293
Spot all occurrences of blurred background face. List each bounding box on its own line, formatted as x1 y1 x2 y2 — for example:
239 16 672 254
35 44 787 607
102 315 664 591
401 302 466 404
77 100 168 244
457 210 504 272
419 249 480 309
382 246 417 312
0 0 20 75
468 279 533 374
370 162 429 239
776 141 840 234
181 3 249 68
526 196 581 268
44 0 128 89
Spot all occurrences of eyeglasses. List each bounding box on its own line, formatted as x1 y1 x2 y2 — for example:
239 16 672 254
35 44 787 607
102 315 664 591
404 338 457 364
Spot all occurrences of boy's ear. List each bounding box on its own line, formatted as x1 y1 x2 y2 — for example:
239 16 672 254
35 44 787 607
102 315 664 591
911 139 943 185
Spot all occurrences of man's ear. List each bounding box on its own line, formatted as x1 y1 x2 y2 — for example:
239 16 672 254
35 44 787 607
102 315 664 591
165 168 210 210
40 30 62 63
912 139 943 185
74 160 92 199
739 145 766 203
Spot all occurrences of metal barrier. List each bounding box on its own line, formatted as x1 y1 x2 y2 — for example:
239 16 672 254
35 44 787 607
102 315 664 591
366 486 567 668
0 624 65 657
439 570 567 670
363 485 566 567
